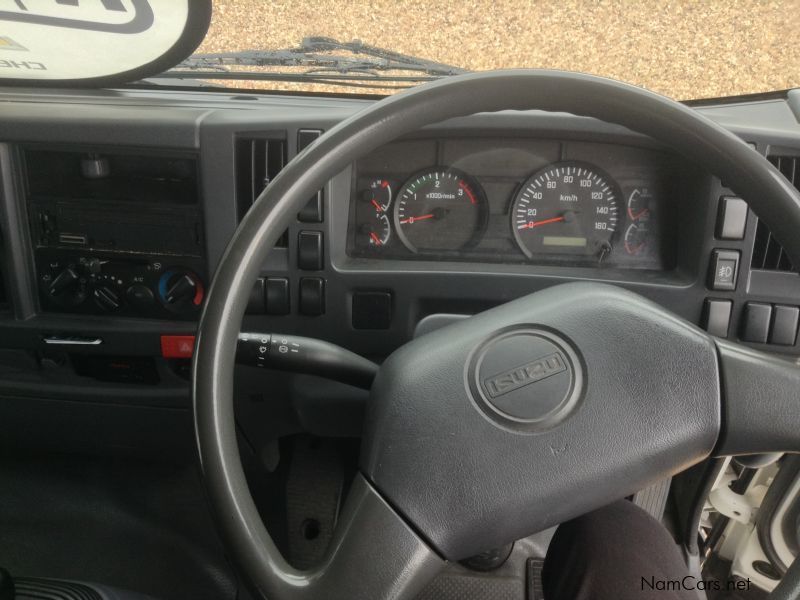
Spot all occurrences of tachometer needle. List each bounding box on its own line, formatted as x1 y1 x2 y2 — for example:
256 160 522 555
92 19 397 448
520 216 566 229
400 213 435 224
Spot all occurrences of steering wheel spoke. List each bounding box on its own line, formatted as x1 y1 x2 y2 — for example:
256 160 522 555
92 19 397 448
715 339 800 456
291 474 444 600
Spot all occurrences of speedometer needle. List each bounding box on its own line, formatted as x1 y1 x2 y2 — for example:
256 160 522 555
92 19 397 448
400 213 435 225
521 216 566 229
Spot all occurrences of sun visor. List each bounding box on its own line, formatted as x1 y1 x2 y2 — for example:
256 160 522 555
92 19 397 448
0 0 210 86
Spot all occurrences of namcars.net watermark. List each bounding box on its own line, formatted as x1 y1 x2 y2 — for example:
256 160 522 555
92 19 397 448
642 576 751 593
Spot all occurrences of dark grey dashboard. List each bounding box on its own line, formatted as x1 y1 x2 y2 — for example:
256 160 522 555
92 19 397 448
0 85 799 455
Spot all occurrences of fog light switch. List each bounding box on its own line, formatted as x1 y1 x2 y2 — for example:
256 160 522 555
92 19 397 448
709 249 739 291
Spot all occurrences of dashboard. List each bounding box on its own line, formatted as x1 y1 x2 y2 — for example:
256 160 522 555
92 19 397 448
349 138 677 270
0 85 799 457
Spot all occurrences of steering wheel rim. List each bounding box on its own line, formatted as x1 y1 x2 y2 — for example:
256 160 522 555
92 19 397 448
193 70 800 600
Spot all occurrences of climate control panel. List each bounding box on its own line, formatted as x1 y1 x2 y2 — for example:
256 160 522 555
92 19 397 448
36 250 206 320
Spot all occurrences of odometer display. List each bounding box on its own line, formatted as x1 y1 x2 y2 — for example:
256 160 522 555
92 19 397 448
511 162 620 259
394 168 487 253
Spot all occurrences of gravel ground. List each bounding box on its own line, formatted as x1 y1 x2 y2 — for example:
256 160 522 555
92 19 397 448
197 0 800 100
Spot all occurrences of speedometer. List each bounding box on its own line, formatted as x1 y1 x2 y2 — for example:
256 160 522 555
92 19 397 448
511 162 620 260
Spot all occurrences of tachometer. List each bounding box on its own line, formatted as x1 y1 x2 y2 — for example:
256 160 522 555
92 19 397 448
511 162 620 259
394 168 487 253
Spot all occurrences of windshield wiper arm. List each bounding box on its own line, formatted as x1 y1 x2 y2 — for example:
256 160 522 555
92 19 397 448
159 36 468 82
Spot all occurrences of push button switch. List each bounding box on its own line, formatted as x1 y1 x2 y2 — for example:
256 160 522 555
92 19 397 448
246 278 265 314
716 197 748 240
702 299 732 338
297 129 323 151
709 249 739 291
741 302 772 343
298 192 324 223
352 291 393 330
299 278 325 316
297 129 324 223
265 277 290 315
770 305 799 346
298 231 324 270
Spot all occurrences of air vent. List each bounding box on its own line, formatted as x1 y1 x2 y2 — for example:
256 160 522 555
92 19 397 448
235 136 287 220
750 155 798 272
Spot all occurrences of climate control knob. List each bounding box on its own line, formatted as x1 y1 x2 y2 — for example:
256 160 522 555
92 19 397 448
157 269 204 312
46 268 87 306
92 285 121 312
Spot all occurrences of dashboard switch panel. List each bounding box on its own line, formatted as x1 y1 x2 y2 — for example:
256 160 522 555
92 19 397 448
709 249 739 291
770 305 799 346
298 231 324 270
716 197 748 240
741 302 772 343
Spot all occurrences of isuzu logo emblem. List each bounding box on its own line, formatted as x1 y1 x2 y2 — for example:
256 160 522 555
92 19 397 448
483 352 567 398
467 327 584 433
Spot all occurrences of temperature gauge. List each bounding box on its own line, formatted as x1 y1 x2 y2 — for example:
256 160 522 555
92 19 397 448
627 188 652 221
363 178 393 212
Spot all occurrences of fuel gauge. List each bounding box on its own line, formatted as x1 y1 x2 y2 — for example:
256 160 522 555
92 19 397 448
624 222 649 255
359 212 391 247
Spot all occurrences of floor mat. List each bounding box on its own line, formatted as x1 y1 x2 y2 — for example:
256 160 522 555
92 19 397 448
0 452 238 600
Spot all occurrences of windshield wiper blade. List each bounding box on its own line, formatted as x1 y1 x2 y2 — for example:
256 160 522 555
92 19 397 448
159 36 468 82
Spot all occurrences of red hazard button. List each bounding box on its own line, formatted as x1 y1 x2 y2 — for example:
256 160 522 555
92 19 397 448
161 335 196 358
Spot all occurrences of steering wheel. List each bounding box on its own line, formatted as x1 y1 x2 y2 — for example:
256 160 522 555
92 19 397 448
194 71 800 600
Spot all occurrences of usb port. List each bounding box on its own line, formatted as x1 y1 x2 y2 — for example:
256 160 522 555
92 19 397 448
58 233 87 246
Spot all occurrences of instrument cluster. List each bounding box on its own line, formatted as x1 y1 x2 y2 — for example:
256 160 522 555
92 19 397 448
348 138 677 270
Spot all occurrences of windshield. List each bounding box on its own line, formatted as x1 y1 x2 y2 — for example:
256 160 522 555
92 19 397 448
189 0 799 100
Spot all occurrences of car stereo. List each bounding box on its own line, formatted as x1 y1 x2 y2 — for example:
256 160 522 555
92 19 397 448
23 147 206 320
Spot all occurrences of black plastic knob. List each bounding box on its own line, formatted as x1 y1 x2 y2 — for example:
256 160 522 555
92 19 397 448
93 286 120 312
126 284 155 309
48 268 79 297
165 274 197 304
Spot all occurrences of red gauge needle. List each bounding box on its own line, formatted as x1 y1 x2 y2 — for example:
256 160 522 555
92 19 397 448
522 216 566 229
369 232 382 245
371 199 383 212
400 213 435 225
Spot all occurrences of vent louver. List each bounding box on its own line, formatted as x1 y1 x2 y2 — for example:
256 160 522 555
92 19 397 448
750 155 798 272
235 136 287 220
